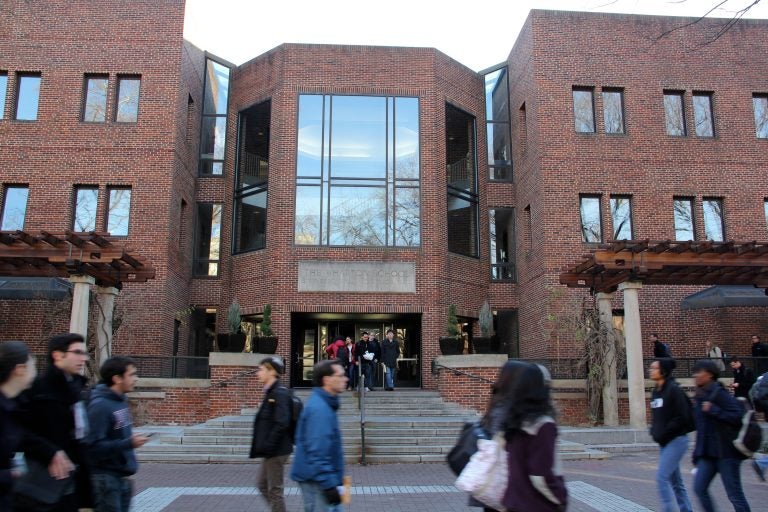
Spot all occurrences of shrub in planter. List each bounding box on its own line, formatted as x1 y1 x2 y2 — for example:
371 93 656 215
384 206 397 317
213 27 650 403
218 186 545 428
439 305 463 355
254 304 278 354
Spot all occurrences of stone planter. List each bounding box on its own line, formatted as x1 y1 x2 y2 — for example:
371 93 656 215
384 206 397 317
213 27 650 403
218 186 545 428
217 333 246 353
472 336 494 354
254 336 278 354
439 336 463 355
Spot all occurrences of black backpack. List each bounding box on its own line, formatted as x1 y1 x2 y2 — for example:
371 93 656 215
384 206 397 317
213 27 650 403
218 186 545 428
289 390 303 443
749 372 768 413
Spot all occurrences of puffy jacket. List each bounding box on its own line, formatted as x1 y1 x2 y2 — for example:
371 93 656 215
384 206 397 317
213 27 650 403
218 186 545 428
86 384 138 476
290 387 344 490
692 382 744 462
249 380 292 458
650 378 694 446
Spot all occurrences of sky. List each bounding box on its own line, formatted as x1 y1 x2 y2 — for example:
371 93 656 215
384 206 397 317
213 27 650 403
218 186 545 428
183 0 768 71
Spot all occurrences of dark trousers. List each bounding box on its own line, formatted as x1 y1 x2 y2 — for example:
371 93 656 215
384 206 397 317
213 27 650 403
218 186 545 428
257 455 289 512
91 473 132 512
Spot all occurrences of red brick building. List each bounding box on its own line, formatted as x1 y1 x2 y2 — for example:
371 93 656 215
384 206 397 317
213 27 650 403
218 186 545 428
3 3 768 389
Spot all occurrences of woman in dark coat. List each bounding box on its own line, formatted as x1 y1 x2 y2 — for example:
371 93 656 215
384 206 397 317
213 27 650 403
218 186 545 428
0 341 36 511
470 360 567 512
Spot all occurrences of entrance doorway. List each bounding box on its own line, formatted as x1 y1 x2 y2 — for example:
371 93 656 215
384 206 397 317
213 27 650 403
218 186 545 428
291 313 421 388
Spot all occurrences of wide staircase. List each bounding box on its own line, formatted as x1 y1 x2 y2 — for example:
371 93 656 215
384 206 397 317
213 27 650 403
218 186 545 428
137 389 604 464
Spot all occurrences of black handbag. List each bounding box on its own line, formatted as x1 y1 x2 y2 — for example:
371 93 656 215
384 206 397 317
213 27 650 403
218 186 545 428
13 458 75 511
446 421 490 476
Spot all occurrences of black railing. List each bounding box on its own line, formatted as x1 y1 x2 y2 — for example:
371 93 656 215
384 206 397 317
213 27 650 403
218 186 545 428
641 356 768 380
127 356 210 379
491 262 517 281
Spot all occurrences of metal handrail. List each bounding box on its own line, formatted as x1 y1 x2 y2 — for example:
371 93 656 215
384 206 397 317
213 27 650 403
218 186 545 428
431 361 495 384
358 362 366 465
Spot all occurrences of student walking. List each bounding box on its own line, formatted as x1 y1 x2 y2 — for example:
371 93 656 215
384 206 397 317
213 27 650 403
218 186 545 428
291 360 348 511
0 341 37 512
380 329 400 391
249 357 293 512
691 359 751 512
86 357 150 512
649 358 694 512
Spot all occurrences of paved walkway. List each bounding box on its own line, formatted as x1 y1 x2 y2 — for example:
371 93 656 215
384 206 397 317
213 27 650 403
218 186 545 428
132 452 768 511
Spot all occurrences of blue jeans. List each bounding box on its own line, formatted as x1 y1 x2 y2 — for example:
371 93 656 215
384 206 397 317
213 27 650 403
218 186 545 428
756 455 768 470
297 481 342 512
656 435 692 512
91 472 132 512
694 457 751 512
384 365 396 388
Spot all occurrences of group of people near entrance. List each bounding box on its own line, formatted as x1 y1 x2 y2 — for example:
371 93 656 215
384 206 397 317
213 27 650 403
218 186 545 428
0 333 149 512
649 352 768 512
324 330 401 391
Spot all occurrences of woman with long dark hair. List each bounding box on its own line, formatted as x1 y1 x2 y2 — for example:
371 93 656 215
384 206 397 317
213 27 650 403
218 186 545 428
473 360 567 511
0 341 37 511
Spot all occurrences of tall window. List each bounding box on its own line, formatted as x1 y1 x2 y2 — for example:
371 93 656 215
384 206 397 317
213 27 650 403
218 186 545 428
702 198 724 242
83 75 108 122
15 73 41 121
199 59 231 176
490 208 516 281
295 94 420 246
73 187 99 232
194 203 222 276
693 92 714 137
234 100 270 252
664 91 686 136
753 94 768 139
1 186 29 230
580 195 602 243
610 196 632 240
106 187 131 236
484 67 512 181
673 197 695 241
0 72 7 120
573 87 595 133
446 103 478 257
115 76 140 123
603 89 625 134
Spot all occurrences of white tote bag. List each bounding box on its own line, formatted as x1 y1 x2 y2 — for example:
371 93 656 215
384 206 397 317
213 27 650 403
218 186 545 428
455 432 508 511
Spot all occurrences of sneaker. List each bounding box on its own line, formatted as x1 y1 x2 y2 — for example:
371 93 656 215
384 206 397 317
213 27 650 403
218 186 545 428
753 460 766 482
386 387 394 391
365 387 371 392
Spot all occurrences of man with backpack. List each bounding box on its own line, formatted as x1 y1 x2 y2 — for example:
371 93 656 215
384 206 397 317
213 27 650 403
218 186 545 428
250 357 293 512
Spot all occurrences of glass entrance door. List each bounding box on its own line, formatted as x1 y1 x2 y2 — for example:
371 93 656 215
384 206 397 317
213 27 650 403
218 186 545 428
293 321 318 387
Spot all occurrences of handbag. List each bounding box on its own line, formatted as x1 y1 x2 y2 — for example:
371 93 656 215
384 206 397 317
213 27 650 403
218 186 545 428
447 421 490 476
13 457 75 511
455 432 508 511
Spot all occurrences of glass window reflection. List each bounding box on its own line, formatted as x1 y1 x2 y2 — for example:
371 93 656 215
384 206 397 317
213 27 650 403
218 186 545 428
116 77 140 122
107 188 131 236
447 195 478 257
1 186 29 230
610 196 632 240
194 203 222 276
753 95 768 139
693 93 714 137
664 92 686 136
603 90 625 134
83 76 108 122
73 187 99 232
580 196 601 243
235 188 267 252
486 123 511 167
0 73 7 120
295 94 420 247
674 198 695 241
703 198 724 241
485 68 509 122
16 74 41 121
204 60 230 115
573 88 595 133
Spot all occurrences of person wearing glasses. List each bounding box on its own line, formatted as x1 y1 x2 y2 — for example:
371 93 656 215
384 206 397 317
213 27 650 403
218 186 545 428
16 333 93 511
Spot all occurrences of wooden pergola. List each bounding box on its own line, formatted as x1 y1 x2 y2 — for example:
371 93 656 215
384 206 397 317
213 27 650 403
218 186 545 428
559 239 768 429
0 230 155 288
0 230 156 363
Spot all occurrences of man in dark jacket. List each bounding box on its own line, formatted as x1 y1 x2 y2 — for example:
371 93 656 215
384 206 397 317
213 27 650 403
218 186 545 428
355 332 379 391
651 333 672 358
750 335 768 375
380 329 400 391
291 360 347 511
729 356 755 403
17 333 93 512
691 359 751 512
249 357 292 512
87 356 149 512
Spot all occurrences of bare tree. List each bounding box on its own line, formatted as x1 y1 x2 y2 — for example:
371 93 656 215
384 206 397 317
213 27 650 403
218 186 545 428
657 0 764 43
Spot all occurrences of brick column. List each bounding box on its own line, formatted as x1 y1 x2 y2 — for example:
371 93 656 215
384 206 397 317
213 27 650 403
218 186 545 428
619 281 646 429
69 275 95 337
596 292 619 426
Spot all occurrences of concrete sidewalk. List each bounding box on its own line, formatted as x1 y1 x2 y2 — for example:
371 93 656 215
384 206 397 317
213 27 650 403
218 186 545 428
131 452 768 511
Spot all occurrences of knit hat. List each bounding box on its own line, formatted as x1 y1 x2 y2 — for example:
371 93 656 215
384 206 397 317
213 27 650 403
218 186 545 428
259 356 285 375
